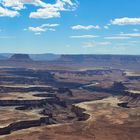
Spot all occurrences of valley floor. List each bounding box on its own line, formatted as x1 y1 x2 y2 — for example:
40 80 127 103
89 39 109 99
1 96 140 140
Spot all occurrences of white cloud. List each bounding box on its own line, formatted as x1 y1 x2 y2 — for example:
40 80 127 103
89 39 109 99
0 0 78 18
29 26 46 32
70 35 99 39
104 26 109 29
71 25 100 30
0 6 19 17
119 33 140 37
30 8 61 19
41 24 59 27
104 32 140 40
83 41 111 48
1 0 48 10
29 0 78 19
111 17 140 25
1 0 25 10
104 36 131 40
27 23 59 34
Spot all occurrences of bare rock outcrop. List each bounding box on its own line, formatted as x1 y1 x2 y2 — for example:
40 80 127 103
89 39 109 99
72 105 90 121
0 117 53 135
119 90 140 107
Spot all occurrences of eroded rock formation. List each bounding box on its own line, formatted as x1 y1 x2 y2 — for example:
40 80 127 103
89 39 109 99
9 54 32 61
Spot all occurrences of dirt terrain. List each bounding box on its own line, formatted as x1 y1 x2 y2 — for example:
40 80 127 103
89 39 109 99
0 54 139 140
1 96 140 140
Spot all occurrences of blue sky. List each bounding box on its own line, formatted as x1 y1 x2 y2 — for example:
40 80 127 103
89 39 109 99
0 0 140 54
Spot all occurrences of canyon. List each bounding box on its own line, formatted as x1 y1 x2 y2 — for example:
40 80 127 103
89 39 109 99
0 54 139 140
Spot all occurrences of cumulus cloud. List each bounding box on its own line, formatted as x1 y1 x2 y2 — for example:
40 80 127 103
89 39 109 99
0 0 78 18
71 25 100 30
27 23 59 34
29 0 78 19
1 0 24 10
70 35 99 39
30 8 61 19
111 17 140 25
0 0 48 10
0 6 19 17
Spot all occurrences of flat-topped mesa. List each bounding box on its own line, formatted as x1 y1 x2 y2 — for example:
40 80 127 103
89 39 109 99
9 54 32 61
58 55 140 63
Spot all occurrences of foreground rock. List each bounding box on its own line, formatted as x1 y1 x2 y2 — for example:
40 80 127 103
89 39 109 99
1 96 140 140
0 117 52 135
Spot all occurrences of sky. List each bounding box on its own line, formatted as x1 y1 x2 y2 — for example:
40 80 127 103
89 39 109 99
0 0 140 54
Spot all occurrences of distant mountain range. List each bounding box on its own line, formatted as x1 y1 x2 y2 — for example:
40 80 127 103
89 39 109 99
0 53 140 70
0 53 61 61
59 54 140 63
1 53 140 62
0 55 7 60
